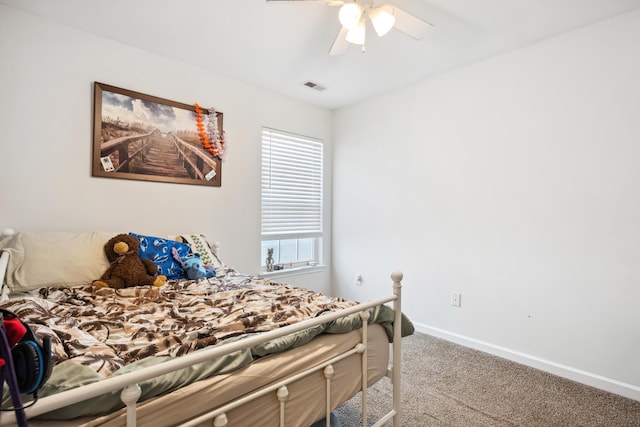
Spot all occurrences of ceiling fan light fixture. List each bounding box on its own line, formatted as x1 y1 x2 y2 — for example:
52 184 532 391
370 5 396 37
345 18 366 45
339 3 363 30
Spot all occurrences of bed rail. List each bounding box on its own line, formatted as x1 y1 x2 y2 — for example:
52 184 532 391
0 252 9 300
1 271 404 427
0 229 15 303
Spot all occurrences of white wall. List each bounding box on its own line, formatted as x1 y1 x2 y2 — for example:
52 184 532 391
0 5 332 293
332 9 640 399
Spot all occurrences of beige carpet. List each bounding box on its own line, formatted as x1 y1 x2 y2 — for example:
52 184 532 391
334 333 640 426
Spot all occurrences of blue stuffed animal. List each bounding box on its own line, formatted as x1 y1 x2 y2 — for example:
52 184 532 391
172 248 216 280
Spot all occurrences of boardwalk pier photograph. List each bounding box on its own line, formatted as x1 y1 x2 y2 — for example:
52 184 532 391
92 82 222 186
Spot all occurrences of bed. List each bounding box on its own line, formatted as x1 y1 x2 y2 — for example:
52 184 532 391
0 230 412 426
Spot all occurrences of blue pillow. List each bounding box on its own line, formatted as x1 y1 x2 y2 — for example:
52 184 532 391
129 233 190 280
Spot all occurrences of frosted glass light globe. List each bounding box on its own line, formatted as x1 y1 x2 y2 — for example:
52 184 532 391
339 3 363 30
370 5 396 36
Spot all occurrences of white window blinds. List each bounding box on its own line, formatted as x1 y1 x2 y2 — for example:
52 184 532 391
261 128 323 239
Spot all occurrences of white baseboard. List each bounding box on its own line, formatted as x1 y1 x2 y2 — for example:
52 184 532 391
413 322 640 402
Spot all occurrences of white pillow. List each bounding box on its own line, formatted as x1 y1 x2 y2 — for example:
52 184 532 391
0 231 114 292
170 234 224 269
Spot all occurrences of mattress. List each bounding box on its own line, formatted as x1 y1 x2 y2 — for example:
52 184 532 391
30 323 390 426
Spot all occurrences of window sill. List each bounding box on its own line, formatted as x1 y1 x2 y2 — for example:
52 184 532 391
259 264 327 279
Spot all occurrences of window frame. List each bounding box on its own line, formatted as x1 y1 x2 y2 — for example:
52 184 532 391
260 127 324 274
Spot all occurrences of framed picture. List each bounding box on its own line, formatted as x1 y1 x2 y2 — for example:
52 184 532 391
92 82 223 186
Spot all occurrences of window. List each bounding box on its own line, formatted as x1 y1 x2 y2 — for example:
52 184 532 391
261 128 323 272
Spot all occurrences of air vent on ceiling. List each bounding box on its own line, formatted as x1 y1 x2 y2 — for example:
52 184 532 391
303 81 327 91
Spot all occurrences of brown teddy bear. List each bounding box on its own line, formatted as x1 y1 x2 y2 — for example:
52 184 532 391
93 233 166 289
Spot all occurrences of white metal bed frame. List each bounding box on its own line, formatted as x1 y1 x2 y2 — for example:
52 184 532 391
0 233 404 427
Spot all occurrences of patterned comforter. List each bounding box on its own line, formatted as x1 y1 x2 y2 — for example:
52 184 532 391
1 268 412 419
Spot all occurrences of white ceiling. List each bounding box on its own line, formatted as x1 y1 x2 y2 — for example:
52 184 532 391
3 0 640 109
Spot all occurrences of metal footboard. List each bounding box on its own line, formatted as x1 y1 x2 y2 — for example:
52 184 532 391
1 271 404 427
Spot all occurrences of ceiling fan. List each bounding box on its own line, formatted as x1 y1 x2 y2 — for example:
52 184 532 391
266 0 434 55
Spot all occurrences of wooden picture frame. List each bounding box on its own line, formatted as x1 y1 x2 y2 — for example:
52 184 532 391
92 82 222 186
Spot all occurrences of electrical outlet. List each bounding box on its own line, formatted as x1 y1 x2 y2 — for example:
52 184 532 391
451 292 461 307
355 274 363 286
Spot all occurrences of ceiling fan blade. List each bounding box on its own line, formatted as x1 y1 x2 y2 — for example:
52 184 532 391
391 6 434 41
329 26 350 55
